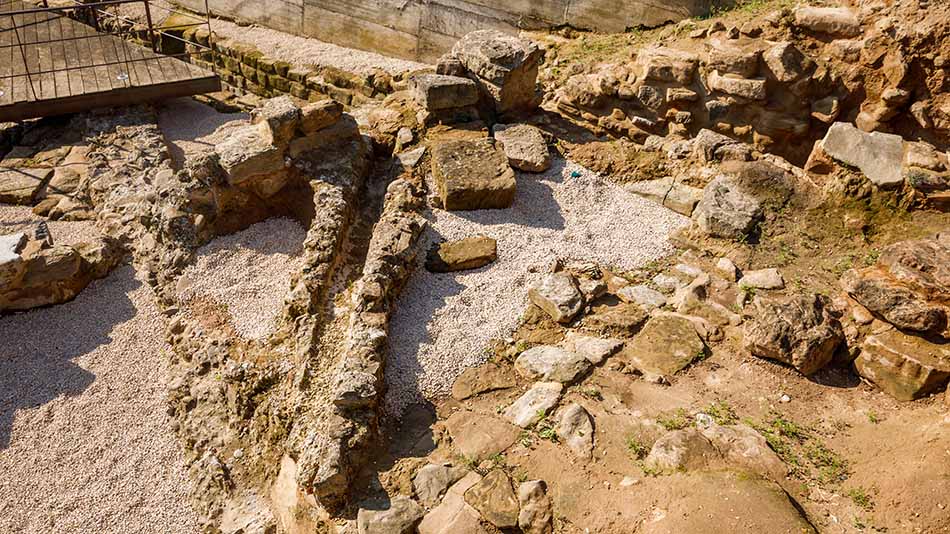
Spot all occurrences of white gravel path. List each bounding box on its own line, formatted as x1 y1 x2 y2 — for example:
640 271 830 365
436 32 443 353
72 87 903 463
385 158 690 416
206 17 428 75
177 217 307 340
0 204 100 247
0 266 199 534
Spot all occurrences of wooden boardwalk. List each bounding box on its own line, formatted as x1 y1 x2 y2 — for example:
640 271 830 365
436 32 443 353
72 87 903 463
0 0 219 121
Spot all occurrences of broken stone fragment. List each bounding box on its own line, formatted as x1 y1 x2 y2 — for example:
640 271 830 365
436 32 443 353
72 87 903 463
431 138 517 210
0 232 27 287
626 314 706 376
738 268 784 290
414 463 469 508
643 423 786 481
215 122 285 185
517 480 553 534
820 122 904 189
418 472 485 534
855 328 950 401
811 96 840 123
556 403 594 459
617 284 667 312
409 73 479 111
425 236 497 273
251 95 300 145
763 42 812 83
451 30 542 114
636 46 699 85
504 382 563 428
706 39 761 78
527 272 584 324
561 332 623 364
743 294 844 375
514 345 591 383
706 71 767 100
492 123 551 172
715 257 739 281
463 469 519 528
299 99 343 134
625 177 703 216
793 6 862 37
356 496 423 534
692 175 762 240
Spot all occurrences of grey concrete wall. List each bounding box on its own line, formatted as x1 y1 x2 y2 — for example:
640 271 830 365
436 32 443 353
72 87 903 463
172 0 715 62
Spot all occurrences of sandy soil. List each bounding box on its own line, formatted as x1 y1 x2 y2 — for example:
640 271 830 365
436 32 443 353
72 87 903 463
385 158 690 417
0 266 199 534
0 204 101 247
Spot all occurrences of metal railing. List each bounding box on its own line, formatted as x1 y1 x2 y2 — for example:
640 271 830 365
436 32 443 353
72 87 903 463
0 0 216 103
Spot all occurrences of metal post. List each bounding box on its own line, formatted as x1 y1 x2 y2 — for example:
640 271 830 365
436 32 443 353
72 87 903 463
142 0 157 52
204 0 215 74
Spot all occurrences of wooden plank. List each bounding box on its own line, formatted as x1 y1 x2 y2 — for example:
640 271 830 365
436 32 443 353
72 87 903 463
0 11 14 105
59 8 83 97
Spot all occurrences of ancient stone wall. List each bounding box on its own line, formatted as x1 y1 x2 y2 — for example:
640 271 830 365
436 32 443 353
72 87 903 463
170 0 716 62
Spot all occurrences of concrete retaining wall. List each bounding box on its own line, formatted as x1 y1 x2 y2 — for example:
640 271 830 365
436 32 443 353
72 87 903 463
171 0 715 62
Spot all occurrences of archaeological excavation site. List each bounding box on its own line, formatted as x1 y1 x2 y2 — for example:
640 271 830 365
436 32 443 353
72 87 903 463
1 0 949 532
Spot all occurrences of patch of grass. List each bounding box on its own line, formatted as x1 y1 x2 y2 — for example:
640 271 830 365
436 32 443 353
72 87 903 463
488 453 507 469
739 284 757 300
705 401 738 426
640 462 663 477
863 249 880 266
626 435 649 459
657 408 691 431
749 413 851 483
519 431 535 448
806 442 849 483
848 486 874 510
866 410 880 424
534 410 559 442
580 387 603 401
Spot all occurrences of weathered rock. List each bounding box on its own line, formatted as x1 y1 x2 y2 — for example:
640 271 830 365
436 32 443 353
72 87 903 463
504 382 563 428
215 122 284 185
706 40 760 78
299 99 343 134
431 138 517 210
793 6 862 37
811 96 841 123
356 496 423 534
492 123 550 172
626 314 706 376
445 413 519 460
463 469 519 528
425 236 497 272
515 346 591 383
841 236 950 338
451 362 516 400
451 30 542 114
706 71 767 100
419 473 488 534
517 480 553 534
252 95 300 145
414 464 469 508
637 46 699 85
716 257 739 281
692 129 751 163
409 74 479 111
528 272 584 324
625 177 703 216
584 301 649 335
692 176 762 239
738 268 784 290
743 294 844 375
0 167 53 204
855 328 950 401
644 423 786 481
0 232 27 287
561 332 623 364
556 403 594 459
763 42 812 83
821 122 904 189
617 284 667 311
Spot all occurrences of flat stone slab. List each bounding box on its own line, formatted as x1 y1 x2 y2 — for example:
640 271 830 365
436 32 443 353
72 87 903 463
493 123 551 172
0 167 54 204
738 268 785 290
431 138 517 211
445 412 519 460
527 272 584 324
504 382 562 428
410 73 479 111
855 329 950 401
626 314 705 376
821 122 904 189
426 236 497 273
514 346 591 383
617 284 668 311
561 333 623 364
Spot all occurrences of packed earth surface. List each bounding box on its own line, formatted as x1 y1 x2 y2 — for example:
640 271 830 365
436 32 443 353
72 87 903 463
1 1 949 533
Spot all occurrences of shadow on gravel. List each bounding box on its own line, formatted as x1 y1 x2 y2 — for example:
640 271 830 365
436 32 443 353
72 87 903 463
452 157 568 231
0 268 139 449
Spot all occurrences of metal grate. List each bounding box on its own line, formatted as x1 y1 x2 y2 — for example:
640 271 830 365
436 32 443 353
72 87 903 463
0 0 218 118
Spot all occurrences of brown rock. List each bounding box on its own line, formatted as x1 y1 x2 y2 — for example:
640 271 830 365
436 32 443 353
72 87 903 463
431 138 516 211
855 329 950 401
299 99 343 134
517 480 553 534
527 272 584 324
463 469 519 528
626 314 706 376
445 412 518 461
425 236 497 273
451 362 516 400
0 167 54 204
743 294 843 375
451 30 542 114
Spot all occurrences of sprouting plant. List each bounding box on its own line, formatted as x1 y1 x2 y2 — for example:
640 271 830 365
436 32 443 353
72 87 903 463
863 249 880 266
580 387 603 401
705 401 738 425
867 410 880 424
848 486 874 510
626 435 649 459
656 408 691 431
534 410 559 442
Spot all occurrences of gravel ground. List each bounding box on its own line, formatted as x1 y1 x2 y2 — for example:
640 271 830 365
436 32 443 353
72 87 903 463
0 204 101 247
156 98 247 169
206 17 428 76
385 159 690 416
0 266 199 534
177 217 307 340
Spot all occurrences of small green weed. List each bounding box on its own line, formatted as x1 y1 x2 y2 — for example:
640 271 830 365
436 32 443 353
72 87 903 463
657 408 691 431
848 486 874 510
705 401 738 426
626 435 649 459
